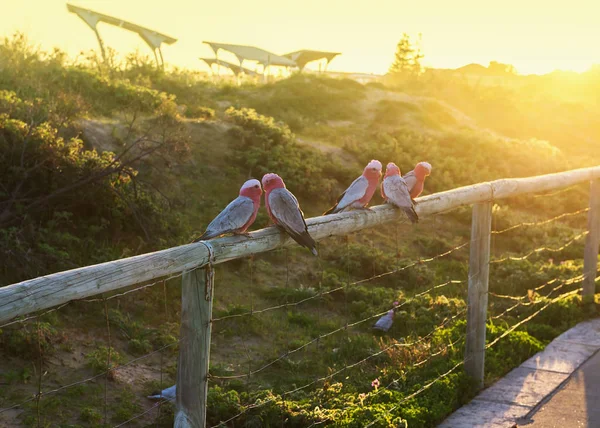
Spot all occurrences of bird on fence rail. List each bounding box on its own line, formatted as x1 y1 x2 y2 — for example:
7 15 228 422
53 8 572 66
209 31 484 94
382 162 418 224
262 173 318 256
192 179 262 242
403 162 432 198
324 159 382 215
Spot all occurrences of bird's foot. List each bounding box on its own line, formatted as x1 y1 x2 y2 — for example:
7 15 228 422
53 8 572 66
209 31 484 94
234 232 252 238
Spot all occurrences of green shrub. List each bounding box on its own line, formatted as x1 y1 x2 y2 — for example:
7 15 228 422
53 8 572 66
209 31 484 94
85 346 124 374
80 407 102 423
225 107 342 201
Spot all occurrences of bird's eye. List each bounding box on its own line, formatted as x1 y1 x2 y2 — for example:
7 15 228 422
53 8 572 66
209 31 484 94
254 185 259 188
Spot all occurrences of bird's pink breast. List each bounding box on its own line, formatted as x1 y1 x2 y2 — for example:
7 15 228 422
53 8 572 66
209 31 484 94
410 180 424 198
358 175 380 205
241 198 261 232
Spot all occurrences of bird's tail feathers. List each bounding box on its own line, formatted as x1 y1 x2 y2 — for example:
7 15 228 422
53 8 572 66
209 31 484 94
403 207 419 224
191 232 211 243
323 205 339 215
287 229 318 256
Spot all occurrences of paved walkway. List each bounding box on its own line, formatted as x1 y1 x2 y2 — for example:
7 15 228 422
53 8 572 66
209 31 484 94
521 350 600 427
438 318 600 427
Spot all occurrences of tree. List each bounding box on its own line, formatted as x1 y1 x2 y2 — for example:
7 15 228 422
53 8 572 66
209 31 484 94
488 61 517 75
389 33 424 79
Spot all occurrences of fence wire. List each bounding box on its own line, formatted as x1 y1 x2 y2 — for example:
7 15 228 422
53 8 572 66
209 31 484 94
0 185 596 427
363 283 586 427
490 231 588 264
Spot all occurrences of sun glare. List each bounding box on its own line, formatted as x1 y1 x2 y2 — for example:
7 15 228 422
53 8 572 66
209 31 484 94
1 0 599 75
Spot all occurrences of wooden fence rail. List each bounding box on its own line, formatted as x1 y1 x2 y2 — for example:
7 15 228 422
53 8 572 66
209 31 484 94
1 165 600 428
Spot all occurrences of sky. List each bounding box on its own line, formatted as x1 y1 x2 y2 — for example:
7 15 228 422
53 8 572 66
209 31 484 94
2 0 599 75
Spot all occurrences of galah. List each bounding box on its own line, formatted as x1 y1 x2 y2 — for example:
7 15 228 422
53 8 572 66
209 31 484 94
262 173 318 256
148 384 176 401
192 179 262 242
402 162 432 199
373 309 394 332
382 162 418 224
324 160 382 214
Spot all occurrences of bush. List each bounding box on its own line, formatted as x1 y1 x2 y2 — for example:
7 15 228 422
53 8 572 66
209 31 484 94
85 346 124 374
225 107 342 201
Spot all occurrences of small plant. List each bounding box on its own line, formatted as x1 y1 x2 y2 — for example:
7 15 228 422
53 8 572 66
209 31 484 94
111 387 142 423
80 407 102 424
85 346 124 374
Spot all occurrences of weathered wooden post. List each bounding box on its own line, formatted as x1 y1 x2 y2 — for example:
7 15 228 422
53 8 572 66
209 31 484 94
175 267 214 427
465 201 492 390
583 180 600 298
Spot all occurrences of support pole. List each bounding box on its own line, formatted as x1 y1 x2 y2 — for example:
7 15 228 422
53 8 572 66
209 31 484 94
158 47 165 71
93 27 107 65
175 267 214 427
465 201 492 390
583 179 600 297
152 49 160 70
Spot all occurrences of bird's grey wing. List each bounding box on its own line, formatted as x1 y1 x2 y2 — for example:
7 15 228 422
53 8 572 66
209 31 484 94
269 189 308 234
402 170 417 191
384 176 412 208
336 176 369 210
202 196 254 239
374 314 393 331
270 189 317 255
384 176 418 223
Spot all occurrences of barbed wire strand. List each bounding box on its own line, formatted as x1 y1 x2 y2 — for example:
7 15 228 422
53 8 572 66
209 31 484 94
156 279 170 422
103 298 112 426
317 268 589 426
490 231 588 264
486 287 583 350
492 207 589 235
317 241 323 351
363 285 584 428
35 318 43 428
212 241 469 323
489 275 587 321
282 248 290 428
532 184 581 199
305 334 466 428
112 401 162 428
213 308 467 426
209 278 465 380
0 340 180 415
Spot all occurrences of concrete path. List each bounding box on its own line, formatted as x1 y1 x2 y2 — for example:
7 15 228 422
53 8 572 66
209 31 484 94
520 350 600 427
438 318 600 428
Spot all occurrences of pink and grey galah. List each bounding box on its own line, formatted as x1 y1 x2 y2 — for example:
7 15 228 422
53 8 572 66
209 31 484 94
382 162 418 224
193 179 262 242
373 309 394 332
324 160 382 215
402 162 432 199
262 173 318 256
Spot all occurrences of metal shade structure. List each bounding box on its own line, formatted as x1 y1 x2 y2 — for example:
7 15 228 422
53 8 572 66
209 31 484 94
203 41 296 67
199 58 258 76
283 50 341 71
66 3 177 69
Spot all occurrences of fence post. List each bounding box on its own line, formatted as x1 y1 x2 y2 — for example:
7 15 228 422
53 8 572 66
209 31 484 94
583 179 600 298
175 267 214 427
465 201 492 390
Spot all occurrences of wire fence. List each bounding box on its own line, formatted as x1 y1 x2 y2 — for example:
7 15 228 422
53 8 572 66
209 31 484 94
0 186 596 427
